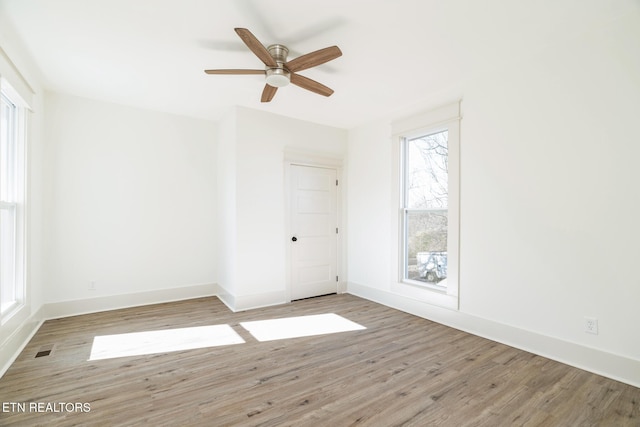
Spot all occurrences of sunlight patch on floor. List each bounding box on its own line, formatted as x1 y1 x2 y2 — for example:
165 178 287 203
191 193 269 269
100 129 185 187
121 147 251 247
89 324 245 360
240 313 366 342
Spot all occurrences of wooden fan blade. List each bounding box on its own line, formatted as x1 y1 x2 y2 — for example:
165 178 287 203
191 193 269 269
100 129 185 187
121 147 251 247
261 84 278 102
285 46 342 72
234 28 277 67
290 74 334 97
204 69 265 75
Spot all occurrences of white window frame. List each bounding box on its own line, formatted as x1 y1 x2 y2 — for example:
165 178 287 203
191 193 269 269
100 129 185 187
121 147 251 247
391 101 460 310
0 77 27 323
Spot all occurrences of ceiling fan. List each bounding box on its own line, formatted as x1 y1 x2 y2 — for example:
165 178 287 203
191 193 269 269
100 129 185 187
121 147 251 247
204 28 342 102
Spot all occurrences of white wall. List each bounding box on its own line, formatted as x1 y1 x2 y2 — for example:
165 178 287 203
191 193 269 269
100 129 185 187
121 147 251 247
216 107 238 303
347 121 393 288
347 8 640 386
44 93 218 303
460 9 640 355
217 106 348 310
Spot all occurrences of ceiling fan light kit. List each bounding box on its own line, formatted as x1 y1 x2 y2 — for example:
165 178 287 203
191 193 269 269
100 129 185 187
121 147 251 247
265 68 290 87
204 28 342 102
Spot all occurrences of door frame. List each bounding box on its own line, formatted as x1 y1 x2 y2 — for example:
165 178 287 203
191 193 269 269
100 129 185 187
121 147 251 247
284 150 344 303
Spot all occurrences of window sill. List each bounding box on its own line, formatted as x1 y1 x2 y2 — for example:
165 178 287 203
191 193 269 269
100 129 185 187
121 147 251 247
1 301 23 326
402 278 448 293
392 280 458 310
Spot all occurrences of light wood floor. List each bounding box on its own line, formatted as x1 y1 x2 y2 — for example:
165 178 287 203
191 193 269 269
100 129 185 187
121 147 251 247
0 294 638 426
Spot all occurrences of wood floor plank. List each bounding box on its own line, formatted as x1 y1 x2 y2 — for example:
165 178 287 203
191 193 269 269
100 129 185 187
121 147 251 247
0 294 638 426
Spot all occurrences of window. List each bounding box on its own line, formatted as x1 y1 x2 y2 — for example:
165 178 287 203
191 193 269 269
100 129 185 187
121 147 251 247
0 79 26 319
402 130 449 287
392 102 460 308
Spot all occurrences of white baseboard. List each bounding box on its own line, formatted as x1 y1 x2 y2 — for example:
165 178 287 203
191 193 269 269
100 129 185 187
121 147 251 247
0 309 44 379
347 281 640 388
232 290 287 312
215 285 236 312
215 283 288 312
43 283 219 320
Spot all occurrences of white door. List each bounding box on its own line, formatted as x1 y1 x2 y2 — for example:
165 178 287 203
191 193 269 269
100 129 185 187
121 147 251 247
290 165 338 300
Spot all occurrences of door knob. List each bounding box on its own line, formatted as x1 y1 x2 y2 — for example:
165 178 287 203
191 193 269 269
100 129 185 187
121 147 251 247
291 236 297 242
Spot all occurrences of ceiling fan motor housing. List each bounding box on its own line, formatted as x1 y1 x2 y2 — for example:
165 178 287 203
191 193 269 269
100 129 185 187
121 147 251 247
266 44 290 87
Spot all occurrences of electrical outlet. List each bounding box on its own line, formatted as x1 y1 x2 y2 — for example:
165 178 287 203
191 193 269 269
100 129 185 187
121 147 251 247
584 317 598 335
88 280 96 291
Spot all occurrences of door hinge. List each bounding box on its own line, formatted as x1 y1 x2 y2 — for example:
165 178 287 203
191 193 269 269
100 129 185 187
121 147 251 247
336 276 339 282
336 227 338 234
336 179 338 186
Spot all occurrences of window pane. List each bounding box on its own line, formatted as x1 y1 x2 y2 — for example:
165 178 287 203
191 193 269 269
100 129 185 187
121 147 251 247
406 130 448 209
1 94 17 202
405 210 447 283
1 206 16 312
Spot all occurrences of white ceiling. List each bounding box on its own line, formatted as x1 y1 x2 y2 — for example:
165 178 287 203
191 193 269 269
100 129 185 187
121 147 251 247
0 0 634 129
